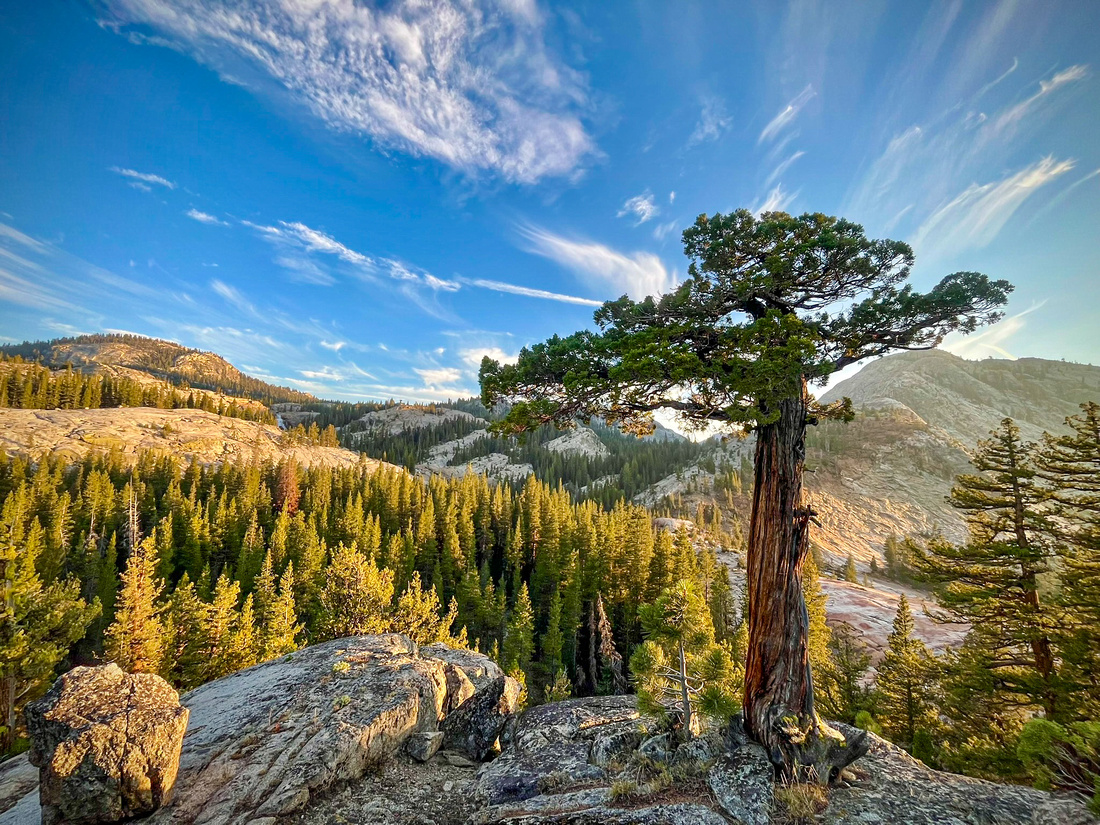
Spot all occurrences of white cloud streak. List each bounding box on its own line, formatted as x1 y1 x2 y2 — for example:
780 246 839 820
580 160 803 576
758 85 815 144
518 226 675 300
186 208 229 226
847 62 1090 236
990 64 1088 137
415 367 464 387
911 156 1074 258
110 166 176 189
210 279 257 315
459 346 518 368
102 0 593 183
752 184 797 216
464 277 602 307
765 150 805 188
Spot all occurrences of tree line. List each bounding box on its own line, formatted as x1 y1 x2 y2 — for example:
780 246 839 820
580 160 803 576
0 335 314 406
0 357 275 424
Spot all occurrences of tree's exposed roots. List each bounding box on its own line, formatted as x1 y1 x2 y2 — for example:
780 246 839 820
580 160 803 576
767 710 869 784
728 711 870 785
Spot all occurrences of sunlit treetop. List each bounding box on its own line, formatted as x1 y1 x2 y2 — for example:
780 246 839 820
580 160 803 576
481 209 1012 435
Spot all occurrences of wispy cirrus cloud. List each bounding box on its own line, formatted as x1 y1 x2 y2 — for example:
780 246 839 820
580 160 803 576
210 279 256 315
911 156 1074 259
751 184 798 216
989 64 1088 137
100 0 593 184
518 225 674 300
765 150 805 188
758 85 815 144
110 166 175 189
617 192 660 225
687 96 731 147
846 62 1090 242
186 208 228 226
944 301 1046 360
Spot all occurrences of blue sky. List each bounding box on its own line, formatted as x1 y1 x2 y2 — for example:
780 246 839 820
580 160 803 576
1 0 1098 404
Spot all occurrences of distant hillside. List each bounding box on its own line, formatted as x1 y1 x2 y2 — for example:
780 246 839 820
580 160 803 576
820 349 1100 444
0 334 313 405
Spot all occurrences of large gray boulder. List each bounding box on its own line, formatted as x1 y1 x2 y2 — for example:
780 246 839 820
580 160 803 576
25 664 189 825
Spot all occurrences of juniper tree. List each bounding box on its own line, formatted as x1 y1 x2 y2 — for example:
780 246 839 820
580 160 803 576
481 209 1009 777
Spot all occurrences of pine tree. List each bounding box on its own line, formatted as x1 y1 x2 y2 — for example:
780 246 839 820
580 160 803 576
262 563 301 660
502 583 535 676
540 590 565 681
630 579 740 737
1038 402 1100 719
160 573 207 688
205 573 242 681
843 554 859 583
390 572 457 645
229 594 258 671
919 419 1060 717
0 520 99 751
876 595 938 748
816 624 872 724
803 551 832 695
318 545 395 640
104 535 164 674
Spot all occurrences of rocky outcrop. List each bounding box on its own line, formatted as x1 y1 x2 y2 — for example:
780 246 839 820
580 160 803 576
3 636 518 825
821 722 1070 825
475 695 658 810
9 662 1094 825
544 428 610 459
25 664 189 825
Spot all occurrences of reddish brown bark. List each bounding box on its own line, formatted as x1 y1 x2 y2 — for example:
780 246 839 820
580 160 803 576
743 379 866 780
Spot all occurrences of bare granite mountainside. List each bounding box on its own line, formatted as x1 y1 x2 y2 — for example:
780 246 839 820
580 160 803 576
0 408 387 470
820 349 1100 445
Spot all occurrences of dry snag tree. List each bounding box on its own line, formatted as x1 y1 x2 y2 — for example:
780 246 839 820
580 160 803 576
480 209 1011 779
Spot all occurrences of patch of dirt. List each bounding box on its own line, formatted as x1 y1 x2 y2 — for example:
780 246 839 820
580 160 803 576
290 751 479 825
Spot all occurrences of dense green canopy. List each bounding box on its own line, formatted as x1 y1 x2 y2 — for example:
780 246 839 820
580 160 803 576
481 210 1012 434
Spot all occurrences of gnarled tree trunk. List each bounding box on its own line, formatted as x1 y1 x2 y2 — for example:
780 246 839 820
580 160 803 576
743 379 867 781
